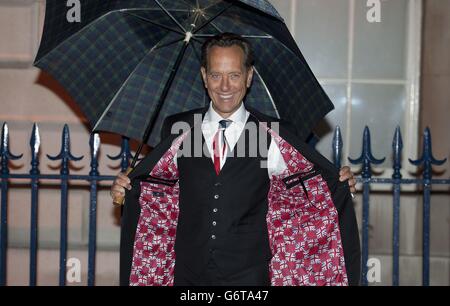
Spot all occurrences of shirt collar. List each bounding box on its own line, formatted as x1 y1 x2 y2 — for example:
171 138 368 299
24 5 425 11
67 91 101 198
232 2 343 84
204 101 248 126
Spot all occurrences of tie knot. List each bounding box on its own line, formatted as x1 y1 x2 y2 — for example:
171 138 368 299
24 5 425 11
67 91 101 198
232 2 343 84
218 119 231 130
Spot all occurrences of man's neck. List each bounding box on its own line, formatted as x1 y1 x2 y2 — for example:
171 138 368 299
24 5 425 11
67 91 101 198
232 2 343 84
211 103 244 119
205 102 248 126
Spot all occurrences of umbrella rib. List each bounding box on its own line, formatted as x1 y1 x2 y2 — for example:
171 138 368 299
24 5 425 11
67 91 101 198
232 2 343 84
197 15 302 72
193 3 234 34
119 8 194 13
153 0 187 33
195 12 301 64
190 36 204 44
197 7 228 34
200 0 223 12
151 37 185 51
192 11 201 28
178 0 195 10
121 11 184 35
197 12 222 34
194 34 273 39
35 8 194 64
35 10 116 65
220 17 303 66
92 36 184 132
188 40 202 66
208 21 223 34
240 35 273 39
252 66 280 119
197 10 270 37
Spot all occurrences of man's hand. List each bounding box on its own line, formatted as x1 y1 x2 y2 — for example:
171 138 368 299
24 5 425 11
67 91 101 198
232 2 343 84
110 172 132 200
339 166 356 194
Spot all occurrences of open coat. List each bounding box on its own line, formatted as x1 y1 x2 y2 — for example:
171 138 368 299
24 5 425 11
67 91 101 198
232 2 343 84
120 107 361 286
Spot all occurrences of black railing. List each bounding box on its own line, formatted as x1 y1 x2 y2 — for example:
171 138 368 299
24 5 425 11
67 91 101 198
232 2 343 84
0 122 448 286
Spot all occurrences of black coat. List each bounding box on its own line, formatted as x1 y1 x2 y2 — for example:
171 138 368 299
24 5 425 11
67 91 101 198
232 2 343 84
120 106 361 286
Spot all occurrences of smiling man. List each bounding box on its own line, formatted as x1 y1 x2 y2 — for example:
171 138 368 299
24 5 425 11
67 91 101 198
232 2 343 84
113 33 360 286
200 42 254 118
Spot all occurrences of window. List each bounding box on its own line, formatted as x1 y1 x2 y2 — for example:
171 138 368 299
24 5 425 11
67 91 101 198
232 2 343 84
271 0 422 176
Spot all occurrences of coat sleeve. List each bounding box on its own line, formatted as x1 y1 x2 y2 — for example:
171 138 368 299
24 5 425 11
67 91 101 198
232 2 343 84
331 180 361 286
119 179 141 286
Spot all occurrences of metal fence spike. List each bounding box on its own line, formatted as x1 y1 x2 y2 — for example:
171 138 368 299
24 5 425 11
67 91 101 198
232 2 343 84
107 136 132 172
30 123 41 175
409 127 446 170
348 126 385 178
89 133 100 177
1 122 23 163
392 126 403 180
46 125 83 175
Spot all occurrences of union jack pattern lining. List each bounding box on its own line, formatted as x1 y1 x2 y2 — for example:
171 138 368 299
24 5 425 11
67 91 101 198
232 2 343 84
129 126 348 286
266 126 347 286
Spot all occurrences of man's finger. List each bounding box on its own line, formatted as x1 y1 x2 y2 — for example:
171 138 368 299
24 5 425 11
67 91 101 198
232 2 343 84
339 166 356 183
339 166 350 174
111 185 126 195
110 189 125 200
114 178 132 190
116 172 131 189
339 173 353 181
117 173 131 183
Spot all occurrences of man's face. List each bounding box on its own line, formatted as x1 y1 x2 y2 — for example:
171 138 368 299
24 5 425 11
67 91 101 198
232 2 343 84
201 45 253 118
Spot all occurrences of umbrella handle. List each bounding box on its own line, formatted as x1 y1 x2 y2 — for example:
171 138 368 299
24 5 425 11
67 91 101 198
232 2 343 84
112 167 133 206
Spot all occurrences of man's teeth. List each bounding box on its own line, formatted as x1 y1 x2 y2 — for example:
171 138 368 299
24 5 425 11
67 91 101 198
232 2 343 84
220 94 233 99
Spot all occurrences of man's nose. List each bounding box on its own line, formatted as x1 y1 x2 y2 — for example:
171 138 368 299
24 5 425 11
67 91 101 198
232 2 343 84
220 76 230 91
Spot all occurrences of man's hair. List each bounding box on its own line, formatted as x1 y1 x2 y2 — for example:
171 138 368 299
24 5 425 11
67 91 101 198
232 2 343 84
201 32 254 70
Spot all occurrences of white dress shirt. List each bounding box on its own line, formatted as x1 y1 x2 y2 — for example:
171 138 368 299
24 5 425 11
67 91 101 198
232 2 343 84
173 102 287 177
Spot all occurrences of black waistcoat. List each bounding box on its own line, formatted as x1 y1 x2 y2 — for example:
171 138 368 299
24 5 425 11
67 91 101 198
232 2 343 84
173 114 273 285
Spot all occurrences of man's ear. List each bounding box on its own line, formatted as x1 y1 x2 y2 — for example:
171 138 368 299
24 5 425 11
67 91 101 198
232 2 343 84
247 66 254 88
200 67 208 88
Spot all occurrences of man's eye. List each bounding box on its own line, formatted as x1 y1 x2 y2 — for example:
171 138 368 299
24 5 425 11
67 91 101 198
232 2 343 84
210 74 220 79
230 74 241 80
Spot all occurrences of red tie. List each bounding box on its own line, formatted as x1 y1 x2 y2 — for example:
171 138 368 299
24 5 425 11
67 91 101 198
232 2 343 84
212 120 230 175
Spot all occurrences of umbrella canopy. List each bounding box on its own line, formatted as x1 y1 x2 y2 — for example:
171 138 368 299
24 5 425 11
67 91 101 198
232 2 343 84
34 0 334 147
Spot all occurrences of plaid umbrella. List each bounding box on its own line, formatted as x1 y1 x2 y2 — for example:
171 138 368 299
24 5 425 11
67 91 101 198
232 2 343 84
34 0 333 161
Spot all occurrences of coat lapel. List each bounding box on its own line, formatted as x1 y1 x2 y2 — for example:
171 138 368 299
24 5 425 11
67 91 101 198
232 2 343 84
124 108 350 286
